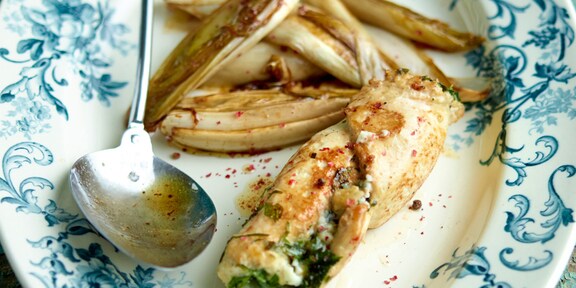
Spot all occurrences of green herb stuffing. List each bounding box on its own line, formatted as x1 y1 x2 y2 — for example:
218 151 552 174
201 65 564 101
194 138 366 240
437 82 461 102
243 188 280 226
280 236 341 287
301 246 340 287
420 75 433 82
396 67 410 75
263 203 283 221
228 268 280 288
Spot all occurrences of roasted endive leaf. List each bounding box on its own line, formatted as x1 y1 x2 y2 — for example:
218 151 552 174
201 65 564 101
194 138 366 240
341 0 484 52
162 89 350 131
267 10 362 87
146 0 299 130
160 88 351 152
304 0 393 82
165 0 222 19
204 42 325 87
366 24 489 102
164 110 345 153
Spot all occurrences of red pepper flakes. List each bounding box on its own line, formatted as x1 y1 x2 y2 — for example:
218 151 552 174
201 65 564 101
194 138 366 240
319 147 330 151
266 172 271 177
244 164 255 173
345 142 354 149
235 111 244 118
225 175 231 179
263 157 272 163
410 130 416 136
419 216 425 221
205 173 212 178
372 102 382 109
232 169 237 174
352 235 360 241
253 178 266 190
412 150 417 157
279 123 286 128
216 121 221 125
288 179 296 185
429 202 433 207
170 152 181 160
337 148 344 154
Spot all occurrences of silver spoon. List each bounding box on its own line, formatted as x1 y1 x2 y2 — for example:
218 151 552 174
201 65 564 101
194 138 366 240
69 0 216 268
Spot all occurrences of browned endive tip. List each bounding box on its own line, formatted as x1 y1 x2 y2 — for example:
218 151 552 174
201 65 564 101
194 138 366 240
341 0 485 52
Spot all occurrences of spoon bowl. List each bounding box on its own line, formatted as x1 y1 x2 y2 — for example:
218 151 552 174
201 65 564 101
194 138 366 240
69 0 216 268
70 126 216 268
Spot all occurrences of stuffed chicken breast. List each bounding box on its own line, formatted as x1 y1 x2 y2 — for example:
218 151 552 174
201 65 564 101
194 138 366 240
217 70 464 287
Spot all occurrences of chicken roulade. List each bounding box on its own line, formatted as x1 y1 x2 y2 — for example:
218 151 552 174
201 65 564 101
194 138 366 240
217 70 464 287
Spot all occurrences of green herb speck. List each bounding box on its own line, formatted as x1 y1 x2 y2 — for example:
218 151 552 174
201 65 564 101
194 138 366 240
263 203 283 221
228 268 280 288
437 82 461 102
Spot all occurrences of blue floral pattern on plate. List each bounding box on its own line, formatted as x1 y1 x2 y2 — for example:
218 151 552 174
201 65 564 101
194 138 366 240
0 142 190 287
427 0 576 287
0 1 190 287
0 0 133 139
431 246 511 288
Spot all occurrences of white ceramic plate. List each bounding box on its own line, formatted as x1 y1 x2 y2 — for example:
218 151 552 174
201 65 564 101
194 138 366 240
1 0 576 287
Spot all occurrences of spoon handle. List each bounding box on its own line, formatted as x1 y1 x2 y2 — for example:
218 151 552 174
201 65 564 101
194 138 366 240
128 0 154 127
